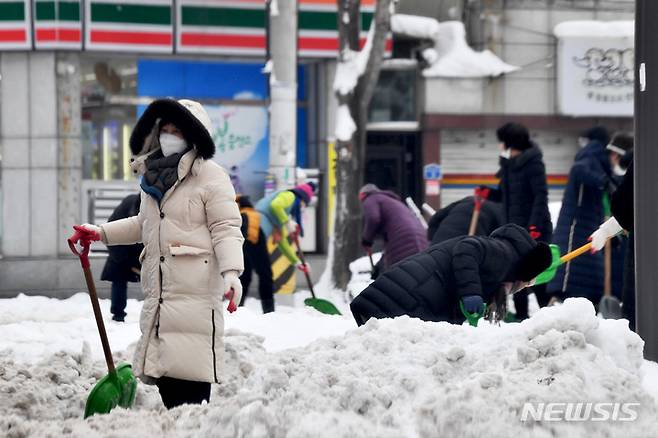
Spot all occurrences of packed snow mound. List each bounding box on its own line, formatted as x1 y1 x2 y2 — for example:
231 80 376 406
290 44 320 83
390 15 518 78
423 21 519 78
2 298 657 437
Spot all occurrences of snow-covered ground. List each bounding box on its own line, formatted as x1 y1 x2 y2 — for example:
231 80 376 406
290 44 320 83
2 289 658 437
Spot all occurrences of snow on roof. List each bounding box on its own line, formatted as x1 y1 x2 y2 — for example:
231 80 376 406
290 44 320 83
422 21 519 78
554 20 634 38
391 14 440 40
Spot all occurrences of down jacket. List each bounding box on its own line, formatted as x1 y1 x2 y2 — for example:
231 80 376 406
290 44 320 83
101 194 143 283
427 196 504 245
548 140 611 301
361 190 428 269
488 145 553 240
351 224 537 325
101 149 243 382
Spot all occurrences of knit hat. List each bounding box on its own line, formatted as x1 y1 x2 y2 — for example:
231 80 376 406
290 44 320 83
496 122 532 151
514 242 553 282
130 99 215 159
292 182 316 204
582 126 610 146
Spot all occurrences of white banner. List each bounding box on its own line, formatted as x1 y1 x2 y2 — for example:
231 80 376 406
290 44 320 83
557 37 634 116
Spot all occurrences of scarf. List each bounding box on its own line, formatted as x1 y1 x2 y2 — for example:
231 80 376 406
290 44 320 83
140 150 187 203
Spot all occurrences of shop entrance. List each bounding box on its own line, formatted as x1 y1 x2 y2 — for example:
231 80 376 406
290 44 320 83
365 131 422 204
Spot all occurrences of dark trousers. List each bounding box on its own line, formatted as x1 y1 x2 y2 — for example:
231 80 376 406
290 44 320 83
240 231 275 313
111 281 128 319
622 235 636 331
513 284 550 320
156 376 211 409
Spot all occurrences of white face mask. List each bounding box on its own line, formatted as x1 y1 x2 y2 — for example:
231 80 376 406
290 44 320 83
159 133 187 157
613 163 627 176
500 149 511 159
578 137 589 148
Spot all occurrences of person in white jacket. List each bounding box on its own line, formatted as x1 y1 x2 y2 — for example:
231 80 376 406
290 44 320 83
73 99 244 408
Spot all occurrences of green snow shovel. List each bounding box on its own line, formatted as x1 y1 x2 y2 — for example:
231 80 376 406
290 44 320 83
68 227 137 418
534 242 594 286
293 235 342 316
460 300 486 327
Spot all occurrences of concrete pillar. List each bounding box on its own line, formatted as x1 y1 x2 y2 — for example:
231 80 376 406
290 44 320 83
1 52 58 257
268 0 298 190
55 53 82 255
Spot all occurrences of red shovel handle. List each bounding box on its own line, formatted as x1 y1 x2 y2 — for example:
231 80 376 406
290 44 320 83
473 187 490 210
68 226 95 269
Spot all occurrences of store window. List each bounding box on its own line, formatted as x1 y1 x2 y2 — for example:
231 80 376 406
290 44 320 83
368 69 417 123
80 55 307 200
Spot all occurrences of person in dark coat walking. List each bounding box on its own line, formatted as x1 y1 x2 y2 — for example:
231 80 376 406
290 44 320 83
427 196 504 245
480 122 553 319
350 224 552 326
548 126 616 304
100 194 143 322
590 133 635 328
359 184 428 271
236 194 275 313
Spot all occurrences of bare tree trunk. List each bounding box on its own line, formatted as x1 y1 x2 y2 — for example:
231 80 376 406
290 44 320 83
331 0 392 289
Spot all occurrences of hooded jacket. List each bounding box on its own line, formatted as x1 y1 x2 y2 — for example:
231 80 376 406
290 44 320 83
361 189 428 269
351 224 539 325
549 139 612 301
99 99 244 384
427 196 504 245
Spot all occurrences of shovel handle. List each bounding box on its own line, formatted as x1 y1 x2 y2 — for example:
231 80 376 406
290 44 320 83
293 235 316 299
69 230 115 375
560 242 593 264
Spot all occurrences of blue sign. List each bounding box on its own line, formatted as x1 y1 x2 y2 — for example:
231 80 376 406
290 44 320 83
423 163 442 180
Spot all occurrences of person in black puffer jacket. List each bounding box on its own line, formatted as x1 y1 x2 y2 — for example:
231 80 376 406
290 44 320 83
350 224 552 326
100 194 143 322
427 196 504 245
548 126 615 305
480 123 553 319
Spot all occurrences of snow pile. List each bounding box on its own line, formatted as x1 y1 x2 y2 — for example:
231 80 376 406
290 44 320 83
2 298 658 436
391 14 440 40
347 252 381 300
554 21 634 39
422 21 519 78
390 15 518 78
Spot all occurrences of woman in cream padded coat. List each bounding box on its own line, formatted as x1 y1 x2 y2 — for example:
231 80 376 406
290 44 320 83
75 99 244 409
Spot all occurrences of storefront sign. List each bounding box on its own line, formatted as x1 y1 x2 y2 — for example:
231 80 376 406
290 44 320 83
423 163 442 180
555 21 634 116
0 0 32 50
34 0 82 49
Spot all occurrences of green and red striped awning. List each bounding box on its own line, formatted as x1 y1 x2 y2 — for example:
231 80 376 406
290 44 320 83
0 0 391 57
0 0 32 49
34 0 82 49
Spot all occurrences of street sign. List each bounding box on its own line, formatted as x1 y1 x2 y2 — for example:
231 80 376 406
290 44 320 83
423 163 442 180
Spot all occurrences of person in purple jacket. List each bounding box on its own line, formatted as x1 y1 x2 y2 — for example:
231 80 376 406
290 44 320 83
359 184 429 272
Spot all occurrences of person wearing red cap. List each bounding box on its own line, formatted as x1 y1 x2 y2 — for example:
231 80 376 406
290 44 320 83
254 182 315 273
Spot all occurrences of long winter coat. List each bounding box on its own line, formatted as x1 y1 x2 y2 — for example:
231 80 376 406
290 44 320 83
489 145 553 240
101 194 143 283
427 196 504 245
351 224 537 324
101 150 244 383
548 140 612 301
361 191 428 269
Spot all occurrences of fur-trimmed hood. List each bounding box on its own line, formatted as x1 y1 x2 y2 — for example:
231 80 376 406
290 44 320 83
130 99 215 160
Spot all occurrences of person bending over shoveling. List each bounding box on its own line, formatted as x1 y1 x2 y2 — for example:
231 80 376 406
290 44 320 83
74 99 244 409
350 224 552 326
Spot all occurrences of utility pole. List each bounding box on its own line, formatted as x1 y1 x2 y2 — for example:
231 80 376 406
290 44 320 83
634 0 658 361
267 0 298 190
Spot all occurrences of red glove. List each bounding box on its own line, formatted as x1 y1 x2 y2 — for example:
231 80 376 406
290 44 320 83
528 225 541 240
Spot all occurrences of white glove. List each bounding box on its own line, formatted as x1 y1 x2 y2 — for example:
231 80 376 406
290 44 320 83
286 220 298 235
222 271 243 313
589 217 624 252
